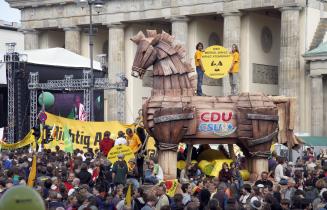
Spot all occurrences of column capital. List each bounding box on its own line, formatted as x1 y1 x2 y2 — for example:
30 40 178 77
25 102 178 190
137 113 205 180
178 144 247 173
310 74 323 78
21 28 39 35
222 12 242 17
278 6 303 12
170 16 189 23
63 27 81 32
107 22 125 29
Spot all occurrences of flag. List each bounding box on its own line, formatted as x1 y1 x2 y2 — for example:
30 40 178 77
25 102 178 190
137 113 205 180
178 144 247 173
27 155 37 187
37 124 43 145
49 125 57 150
50 124 57 139
165 179 179 197
125 184 132 207
64 126 73 153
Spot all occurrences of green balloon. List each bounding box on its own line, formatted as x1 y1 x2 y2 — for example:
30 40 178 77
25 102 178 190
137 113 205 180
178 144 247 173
0 186 45 210
38 92 55 108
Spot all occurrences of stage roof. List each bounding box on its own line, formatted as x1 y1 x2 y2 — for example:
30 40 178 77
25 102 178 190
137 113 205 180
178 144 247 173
0 48 103 85
297 136 327 147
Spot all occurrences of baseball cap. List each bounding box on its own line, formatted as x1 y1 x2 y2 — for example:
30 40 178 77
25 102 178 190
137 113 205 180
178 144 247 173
117 153 124 159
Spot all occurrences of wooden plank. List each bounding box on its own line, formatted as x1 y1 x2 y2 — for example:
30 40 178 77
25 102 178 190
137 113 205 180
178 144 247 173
172 89 182 96
140 45 154 67
162 101 182 107
238 124 253 131
249 101 265 107
156 48 168 60
238 118 253 125
170 55 186 74
147 108 157 114
165 57 179 74
163 76 172 90
148 101 162 108
178 74 186 89
143 49 157 69
163 96 181 102
251 119 260 139
238 130 253 138
150 95 164 101
217 97 234 103
171 75 181 89
247 114 279 121
289 98 296 130
174 44 186 59
161 59 173 75
156 41 177 55
183 74 191 88
276 103 286 144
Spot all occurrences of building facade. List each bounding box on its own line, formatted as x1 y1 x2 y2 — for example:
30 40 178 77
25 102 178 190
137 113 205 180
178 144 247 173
6 0 327 136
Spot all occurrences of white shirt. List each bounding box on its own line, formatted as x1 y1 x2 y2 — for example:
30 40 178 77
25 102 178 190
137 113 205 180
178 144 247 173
274 164 288 182
114 137 127 146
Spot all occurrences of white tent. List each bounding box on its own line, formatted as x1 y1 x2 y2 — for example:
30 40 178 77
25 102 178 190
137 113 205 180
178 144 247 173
0 48 102 85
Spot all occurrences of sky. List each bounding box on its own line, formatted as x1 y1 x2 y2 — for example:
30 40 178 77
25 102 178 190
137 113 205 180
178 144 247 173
0 0 21 23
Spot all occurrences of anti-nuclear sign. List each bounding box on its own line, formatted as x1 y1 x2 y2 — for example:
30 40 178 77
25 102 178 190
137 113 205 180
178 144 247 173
107 145 135 164
201 45 233 79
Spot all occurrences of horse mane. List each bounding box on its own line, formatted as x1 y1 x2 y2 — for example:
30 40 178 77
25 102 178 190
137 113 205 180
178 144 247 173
131 30 186 59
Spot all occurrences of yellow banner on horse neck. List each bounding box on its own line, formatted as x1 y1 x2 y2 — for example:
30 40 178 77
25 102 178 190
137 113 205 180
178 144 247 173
44 112 135 152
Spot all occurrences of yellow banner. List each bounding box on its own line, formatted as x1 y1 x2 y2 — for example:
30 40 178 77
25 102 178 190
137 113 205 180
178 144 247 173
107 145 135 164
0 112 135 152
0 130 35 150
44 112 135 152
201 45 233 79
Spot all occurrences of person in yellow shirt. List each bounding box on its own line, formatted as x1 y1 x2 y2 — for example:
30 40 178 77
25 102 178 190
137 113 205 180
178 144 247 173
229 44 240 95
126 128 142 154
194 42 204 96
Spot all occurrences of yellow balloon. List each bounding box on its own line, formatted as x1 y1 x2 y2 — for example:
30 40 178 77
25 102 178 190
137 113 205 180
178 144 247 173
201 45 233 79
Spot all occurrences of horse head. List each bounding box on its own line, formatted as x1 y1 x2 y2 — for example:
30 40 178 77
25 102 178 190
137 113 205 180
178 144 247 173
130 30 161 78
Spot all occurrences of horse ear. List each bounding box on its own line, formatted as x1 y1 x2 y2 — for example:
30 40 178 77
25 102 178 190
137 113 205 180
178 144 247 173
161 30 175 44
146 30 157 38
130 31 145 44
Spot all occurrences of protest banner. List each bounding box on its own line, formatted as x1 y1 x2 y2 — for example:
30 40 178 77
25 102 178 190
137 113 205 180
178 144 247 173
43 112 135 152
107 144 135 164
0 112 135 152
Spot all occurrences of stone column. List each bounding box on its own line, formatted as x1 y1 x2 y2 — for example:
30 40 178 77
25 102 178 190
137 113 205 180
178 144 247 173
279 6 301 130
311 75 324 136
23 29 39 50
222 12 241 96
106 23 125 121
171 16 189 58
64 27 81 54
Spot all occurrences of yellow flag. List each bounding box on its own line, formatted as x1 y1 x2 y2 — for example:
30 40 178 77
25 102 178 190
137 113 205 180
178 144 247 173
125 184 132 207
165 179 179 197
27 155 37 187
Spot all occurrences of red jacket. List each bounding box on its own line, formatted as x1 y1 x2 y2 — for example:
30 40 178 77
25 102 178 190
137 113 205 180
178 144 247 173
100 138 115 156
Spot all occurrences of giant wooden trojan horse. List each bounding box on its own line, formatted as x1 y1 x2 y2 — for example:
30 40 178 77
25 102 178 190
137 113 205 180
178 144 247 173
131 30 300 179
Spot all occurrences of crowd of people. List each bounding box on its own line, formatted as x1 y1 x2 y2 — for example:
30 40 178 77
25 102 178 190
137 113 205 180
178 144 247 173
1 129 327 210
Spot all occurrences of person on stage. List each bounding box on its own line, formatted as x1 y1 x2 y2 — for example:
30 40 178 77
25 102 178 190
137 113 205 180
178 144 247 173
229 44 240 95
69 95 87 121
194 42 205 96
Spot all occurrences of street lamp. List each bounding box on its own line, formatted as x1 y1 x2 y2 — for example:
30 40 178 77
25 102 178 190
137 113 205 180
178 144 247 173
76 0 105 121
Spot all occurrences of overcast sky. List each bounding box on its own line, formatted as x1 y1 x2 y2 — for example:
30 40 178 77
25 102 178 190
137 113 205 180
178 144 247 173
0 0 21 23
